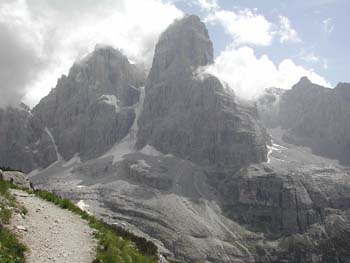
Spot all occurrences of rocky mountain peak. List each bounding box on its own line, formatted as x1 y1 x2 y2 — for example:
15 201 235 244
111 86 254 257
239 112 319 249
67 45 144 97
335 82 350 90
32 46 145 161
137 15 268 167
292 76 312 88
147 15 213 85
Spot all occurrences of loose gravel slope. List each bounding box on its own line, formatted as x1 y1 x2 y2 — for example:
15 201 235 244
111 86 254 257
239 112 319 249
9 189 96 263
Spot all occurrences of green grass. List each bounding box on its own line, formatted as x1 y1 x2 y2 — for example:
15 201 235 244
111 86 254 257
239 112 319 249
0 166 24 173
1 174 159 263
0 180 27 263
34 189 158 263
0 227 27 263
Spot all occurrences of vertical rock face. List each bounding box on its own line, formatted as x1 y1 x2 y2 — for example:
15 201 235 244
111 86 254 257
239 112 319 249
33 46 145 161
259 77 350 165
137 15 268 167
146 15 214 87
0 105 57 172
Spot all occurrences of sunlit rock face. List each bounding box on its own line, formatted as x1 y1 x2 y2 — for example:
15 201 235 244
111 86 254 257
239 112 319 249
3 14 350 263
137 15 268 167
33 46 145 161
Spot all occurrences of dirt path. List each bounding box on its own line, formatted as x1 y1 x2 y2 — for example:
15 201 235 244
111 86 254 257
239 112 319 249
9 189 97 263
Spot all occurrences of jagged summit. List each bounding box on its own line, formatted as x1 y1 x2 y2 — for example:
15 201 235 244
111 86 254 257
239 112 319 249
33 46 145 161
147 14 213 85
335 82 350 89
292 76 312 89
292 76 330 91
137 15 268 166
77 45 129 67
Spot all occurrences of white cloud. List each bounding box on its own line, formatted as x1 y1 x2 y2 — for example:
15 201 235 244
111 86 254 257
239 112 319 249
0 0 183 107
205 9 274 46
197 46 330 100
300 51 320 63
323 18 334 34
278 15 300 43
205 9 300 46
196 0 219 11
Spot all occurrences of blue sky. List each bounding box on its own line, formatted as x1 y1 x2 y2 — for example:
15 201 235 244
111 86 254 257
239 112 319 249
0 0 347 106
175 0 348 86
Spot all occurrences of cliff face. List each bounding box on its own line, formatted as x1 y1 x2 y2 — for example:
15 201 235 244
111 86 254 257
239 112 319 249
258 77 350 165
137 15 268 167
0 105 56 172
2 14 350 263
33 46 145 161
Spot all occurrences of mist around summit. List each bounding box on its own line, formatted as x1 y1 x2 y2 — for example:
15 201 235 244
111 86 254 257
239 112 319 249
1 2 350 263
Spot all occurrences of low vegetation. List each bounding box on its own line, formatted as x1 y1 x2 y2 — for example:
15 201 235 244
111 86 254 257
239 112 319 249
33 189 158 263
1 168 159 263
0 166 23 173
0 180 27 263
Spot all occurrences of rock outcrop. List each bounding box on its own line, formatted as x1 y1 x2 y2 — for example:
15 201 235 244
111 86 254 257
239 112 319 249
33 46 145 161
0 169 32 189
137 15 268 167
258 77 350 165
0 104 57 172
2 14 350 263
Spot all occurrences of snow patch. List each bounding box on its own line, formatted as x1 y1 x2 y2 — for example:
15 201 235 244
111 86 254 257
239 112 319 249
44 127 63 162
139 145 163 156
266 140 288 163
99 95 120 113
130 159 151 173
100 87 145 163
76 200 91 214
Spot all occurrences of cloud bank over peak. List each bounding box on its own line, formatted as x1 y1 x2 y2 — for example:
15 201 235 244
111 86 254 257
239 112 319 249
197 46 330 100
194 1 328 100
0 0 183 108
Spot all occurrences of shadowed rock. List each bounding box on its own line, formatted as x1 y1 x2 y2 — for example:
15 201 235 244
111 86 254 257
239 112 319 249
33 46 146 161
137 15 268 167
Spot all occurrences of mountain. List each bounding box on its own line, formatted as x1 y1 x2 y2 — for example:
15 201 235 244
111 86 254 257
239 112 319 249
33 46 145 161
0 104 57 172
258 77 350 165
137 15 267 167
1 15 350 263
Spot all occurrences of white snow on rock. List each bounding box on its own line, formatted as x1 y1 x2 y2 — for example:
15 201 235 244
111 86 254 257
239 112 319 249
101 87 145 163
267 140 288 163
130 159 151 173
99 95 120 113
139 145 163 156
76 200 91 214
44 127 63 162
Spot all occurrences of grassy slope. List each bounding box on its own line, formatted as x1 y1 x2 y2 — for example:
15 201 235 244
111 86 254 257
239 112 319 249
37 189 187 263
27 189 158 263
0 180 27 263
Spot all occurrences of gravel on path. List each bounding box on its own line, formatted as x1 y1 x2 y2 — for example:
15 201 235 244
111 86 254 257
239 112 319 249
9 189 97 263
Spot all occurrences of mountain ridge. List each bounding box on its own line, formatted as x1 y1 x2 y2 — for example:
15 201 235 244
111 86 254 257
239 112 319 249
1 15 350 263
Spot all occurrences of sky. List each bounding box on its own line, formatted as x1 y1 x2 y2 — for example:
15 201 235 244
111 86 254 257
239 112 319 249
0 0 348 107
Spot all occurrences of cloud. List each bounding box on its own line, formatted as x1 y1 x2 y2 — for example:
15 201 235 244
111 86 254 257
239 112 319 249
323 18 334 34
0 0 47 108
196 46 330 100
205 9 300 46
277 15 301 43
0 0 183 108
205 9 274 46
196 0 219 11
299 50 320 63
